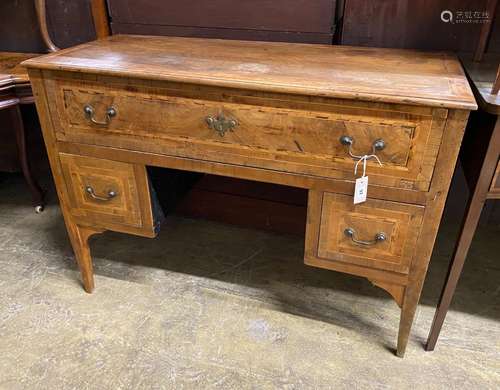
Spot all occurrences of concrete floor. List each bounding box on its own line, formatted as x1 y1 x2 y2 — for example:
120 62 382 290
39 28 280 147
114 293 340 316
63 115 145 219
0 173 499 389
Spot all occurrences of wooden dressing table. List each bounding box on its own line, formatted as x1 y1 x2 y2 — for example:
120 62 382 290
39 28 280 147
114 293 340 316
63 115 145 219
23 35 476 357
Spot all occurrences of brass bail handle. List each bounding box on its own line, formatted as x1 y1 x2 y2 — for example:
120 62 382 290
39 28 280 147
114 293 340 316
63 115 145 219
344 227 386 246
85 185 117 201
84 104 117 126
340 135 385 160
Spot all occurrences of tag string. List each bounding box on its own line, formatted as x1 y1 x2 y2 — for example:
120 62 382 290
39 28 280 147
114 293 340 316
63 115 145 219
354 154 382 177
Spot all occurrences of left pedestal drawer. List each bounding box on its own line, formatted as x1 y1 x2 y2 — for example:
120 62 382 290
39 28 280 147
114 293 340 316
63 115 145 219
59 153 163 237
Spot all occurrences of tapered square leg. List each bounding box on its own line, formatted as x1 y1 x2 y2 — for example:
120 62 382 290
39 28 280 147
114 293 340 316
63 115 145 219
396 273 428 357
65 222 104 293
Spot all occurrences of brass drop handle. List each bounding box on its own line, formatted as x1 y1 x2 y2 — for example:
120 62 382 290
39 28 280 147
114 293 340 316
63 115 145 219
344 228 386 246
206 113 238 137
83 104 116 126
85 185 117 201
339 135 385 160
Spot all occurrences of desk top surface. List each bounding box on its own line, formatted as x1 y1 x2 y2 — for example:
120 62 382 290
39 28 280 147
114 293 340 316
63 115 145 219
23 34 477 110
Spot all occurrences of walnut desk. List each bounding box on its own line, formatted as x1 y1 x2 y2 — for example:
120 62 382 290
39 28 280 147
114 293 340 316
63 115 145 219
23 35 476 357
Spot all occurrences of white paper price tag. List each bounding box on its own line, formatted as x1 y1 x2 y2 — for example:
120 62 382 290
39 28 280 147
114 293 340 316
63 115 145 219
354 176 368 204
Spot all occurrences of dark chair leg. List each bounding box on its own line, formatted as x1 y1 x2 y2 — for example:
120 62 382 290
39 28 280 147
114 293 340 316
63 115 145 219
426 117 500 351
10 105 45 212
425 190 485 351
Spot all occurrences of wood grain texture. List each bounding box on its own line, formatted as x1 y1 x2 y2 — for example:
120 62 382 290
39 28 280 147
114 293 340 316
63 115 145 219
316 193 424 274
177 187 307 236
22 35 477 110
68 224 104 293
425 56 500 349
110 23 333 44
176 175 308 236
304 190 410 286
396 109 471 357
27 68 107 293
46 74 443 191
90 0 111 39
369 280 405 308
57 141 428 206
0 0 97 52
108 0 335 34
492 66 500 95
427 116 500 350
341 0 498 53
490 160 500 194
473 0 498 62
34 0 58 52
426 58 499 349
0 52 38 87
59 153 157 237
0 52 45 209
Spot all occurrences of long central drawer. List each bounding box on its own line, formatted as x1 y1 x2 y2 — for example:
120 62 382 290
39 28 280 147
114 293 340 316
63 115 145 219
47 76 445 191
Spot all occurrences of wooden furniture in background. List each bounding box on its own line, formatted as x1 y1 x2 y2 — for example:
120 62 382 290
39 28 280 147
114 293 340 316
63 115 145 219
108 0 336 43
492 64 500 94
0 0 113 212
0 0 58 212
34 0 58 52
176 176 308 236
426 56 500 351
341 0 500 53
90 0 111 39
0 52 44 211
24 35 476 357
474 0 498 61
0 0 97 52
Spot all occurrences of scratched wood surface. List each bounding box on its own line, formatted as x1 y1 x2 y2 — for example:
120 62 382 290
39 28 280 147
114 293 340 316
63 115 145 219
59 153 157 238
46 74 443 191
315 193 425 275
23 35 476 110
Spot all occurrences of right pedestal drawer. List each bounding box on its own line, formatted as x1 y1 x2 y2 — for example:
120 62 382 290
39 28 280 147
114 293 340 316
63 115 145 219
305 192 424 277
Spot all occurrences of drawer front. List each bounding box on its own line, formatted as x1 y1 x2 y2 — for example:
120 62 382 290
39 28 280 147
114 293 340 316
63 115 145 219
59 153 160 237
49 78 444 191
313 193 424 274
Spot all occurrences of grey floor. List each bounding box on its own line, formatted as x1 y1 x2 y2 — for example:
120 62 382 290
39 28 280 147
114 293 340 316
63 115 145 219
0 173 499 389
